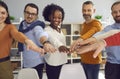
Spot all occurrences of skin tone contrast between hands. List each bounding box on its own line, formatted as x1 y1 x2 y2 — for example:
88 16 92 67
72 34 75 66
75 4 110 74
75 37 106 58
71 1 120 59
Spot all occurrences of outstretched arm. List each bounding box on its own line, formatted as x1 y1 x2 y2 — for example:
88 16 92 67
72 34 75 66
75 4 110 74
75 37 106 58
95 30 120 40
40 36 56 53
25 39 45 55
10 25 45 55
76 32 120 58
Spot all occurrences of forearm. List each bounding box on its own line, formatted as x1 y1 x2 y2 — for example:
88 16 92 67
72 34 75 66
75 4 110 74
39 33 58 52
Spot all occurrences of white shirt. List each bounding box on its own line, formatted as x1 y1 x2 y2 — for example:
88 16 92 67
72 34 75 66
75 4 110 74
44 26 68 66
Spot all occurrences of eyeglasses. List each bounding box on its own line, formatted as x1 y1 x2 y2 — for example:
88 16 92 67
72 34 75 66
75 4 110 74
24 11 37 16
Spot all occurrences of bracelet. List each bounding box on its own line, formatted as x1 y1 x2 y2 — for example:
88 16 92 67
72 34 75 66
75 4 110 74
42 41 50 45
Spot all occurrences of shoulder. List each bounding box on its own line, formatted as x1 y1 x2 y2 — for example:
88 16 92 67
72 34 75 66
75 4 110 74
91 19 102 29
33 25 44 31
44 26 52 31
34 20 45 28
104 24 115 30
6 24 16 27
6 24 17 29
92 19 101 24
30 20 45 30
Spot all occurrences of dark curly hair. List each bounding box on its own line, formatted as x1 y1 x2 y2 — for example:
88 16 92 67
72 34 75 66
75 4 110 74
42 3 65 22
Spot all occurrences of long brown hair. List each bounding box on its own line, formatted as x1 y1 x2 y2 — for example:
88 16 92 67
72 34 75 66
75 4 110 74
0 1 11 24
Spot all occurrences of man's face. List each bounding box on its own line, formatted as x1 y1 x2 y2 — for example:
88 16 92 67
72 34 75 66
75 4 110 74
82 4 95 21
24 6 38 24
112 3 120 23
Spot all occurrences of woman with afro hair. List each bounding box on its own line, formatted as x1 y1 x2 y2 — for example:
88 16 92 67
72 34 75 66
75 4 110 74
42 3 69 79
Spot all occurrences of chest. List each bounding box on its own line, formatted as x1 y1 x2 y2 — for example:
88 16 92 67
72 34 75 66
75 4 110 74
0 29 13 46
0 28 11 39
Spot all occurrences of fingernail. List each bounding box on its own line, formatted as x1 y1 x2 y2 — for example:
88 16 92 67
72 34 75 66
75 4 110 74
93 55 96 58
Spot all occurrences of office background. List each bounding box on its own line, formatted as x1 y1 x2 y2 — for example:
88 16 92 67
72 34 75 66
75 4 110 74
2 0 118 23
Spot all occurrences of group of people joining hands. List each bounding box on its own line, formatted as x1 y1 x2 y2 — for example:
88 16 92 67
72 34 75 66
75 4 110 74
0 0 120 79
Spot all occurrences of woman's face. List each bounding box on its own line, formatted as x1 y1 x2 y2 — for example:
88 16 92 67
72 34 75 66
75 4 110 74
50 10 63 27
0 6 8 24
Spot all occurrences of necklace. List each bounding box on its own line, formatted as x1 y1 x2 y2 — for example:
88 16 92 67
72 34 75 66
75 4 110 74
56 26 61 33
50 24 61 33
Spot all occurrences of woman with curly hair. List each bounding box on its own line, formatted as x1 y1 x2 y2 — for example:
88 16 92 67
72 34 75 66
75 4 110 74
42 3 69 79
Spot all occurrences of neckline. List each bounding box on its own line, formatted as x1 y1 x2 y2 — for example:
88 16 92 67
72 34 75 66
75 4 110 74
50 24 61 33
0 24 6 31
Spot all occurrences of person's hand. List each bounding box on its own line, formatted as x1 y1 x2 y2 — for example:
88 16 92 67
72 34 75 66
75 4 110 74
76 39 106 58
92 40 106 58
58 46 70 53
43 43 56 53
25 39 45 55
70 38 83 52
78 37 97 45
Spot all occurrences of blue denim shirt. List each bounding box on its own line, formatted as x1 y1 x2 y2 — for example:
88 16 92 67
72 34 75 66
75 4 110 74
101 23 120 64
22 22 48 67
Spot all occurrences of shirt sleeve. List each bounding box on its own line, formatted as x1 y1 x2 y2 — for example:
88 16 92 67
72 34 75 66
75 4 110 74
104 32 120 46
80 21 102 40
95 30 120 40
33 25 48 41
10 25 27 43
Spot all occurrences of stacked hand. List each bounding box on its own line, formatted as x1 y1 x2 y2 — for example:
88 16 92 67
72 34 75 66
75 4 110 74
70 38 83 52
59 46 70 53
74 37 106 58
43 43 56 53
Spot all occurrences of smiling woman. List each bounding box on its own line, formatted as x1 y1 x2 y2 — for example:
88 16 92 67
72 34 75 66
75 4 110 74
0 1 44 79
42 3 69 79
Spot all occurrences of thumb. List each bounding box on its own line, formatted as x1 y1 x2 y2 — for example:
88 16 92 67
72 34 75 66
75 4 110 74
93 46 103 58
